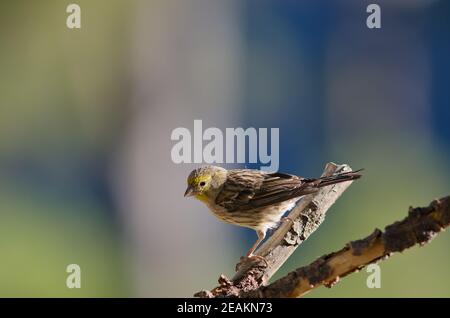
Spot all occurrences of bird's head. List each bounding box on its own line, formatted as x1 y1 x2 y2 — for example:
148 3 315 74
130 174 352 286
184 166 227 202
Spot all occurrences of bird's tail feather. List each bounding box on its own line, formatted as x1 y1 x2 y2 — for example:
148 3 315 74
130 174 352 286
304 169 363 188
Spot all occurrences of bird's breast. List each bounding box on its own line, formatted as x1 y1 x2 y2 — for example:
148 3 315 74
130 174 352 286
205 198 301 231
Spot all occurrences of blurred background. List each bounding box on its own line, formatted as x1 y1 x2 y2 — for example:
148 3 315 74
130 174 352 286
0 0 449 297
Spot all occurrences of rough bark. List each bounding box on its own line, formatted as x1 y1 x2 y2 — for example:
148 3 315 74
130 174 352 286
242 195 450 297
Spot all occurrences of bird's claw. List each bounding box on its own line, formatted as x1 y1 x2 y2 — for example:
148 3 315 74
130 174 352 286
235 254 268 272
245 254 269 267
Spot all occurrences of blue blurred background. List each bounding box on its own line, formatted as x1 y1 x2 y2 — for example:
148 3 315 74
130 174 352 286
0 0 449 297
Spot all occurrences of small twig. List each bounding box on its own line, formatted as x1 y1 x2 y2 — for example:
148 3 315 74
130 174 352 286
195 162 356 298
241 195 450 297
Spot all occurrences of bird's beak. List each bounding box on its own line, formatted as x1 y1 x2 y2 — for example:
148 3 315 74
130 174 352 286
184 185 195 197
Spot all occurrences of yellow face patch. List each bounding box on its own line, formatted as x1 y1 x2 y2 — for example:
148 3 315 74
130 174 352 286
188 174 211 188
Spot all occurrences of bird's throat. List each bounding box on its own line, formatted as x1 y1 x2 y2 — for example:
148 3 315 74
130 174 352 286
195 193 209 203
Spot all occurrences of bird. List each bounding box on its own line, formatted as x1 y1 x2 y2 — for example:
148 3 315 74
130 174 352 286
184 165 362 260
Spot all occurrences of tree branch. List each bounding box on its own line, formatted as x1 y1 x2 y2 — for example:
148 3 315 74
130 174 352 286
241 195 450 297
195 162 357 298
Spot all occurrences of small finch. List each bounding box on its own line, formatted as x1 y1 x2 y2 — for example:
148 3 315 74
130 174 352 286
184 166 362 260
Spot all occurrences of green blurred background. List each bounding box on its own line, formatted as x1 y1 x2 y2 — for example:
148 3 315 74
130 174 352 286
0 0 449 297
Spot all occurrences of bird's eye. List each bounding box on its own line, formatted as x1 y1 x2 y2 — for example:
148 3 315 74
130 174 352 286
199 181 206 187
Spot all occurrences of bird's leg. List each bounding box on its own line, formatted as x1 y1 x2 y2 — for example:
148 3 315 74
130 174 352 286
245 230 268 266
246 230 265 257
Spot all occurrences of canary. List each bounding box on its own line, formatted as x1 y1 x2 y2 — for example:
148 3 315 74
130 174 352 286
184 165 362 259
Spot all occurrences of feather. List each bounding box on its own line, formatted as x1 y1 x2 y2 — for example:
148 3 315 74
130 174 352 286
215 169 362 212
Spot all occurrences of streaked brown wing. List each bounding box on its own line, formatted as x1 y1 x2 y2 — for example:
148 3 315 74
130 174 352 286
215 169 311 211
